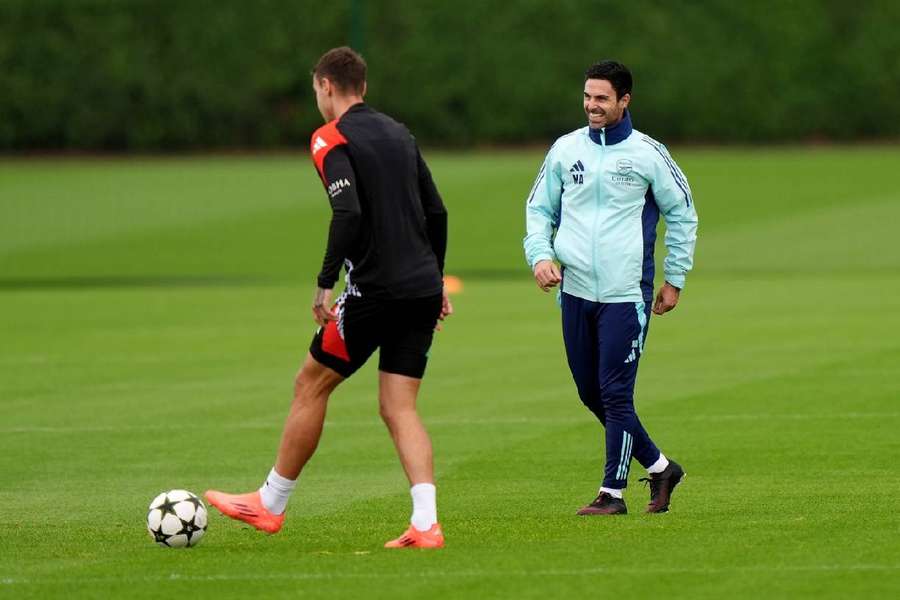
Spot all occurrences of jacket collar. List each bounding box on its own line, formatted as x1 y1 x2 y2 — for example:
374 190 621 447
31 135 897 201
588 109 633 146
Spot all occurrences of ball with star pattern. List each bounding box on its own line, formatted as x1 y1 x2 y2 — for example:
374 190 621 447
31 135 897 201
147 489 208 548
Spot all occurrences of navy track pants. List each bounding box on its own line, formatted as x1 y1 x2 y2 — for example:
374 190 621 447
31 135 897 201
561 292 661 489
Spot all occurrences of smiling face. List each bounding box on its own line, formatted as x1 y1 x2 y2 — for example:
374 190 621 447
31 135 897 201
583 78 630 129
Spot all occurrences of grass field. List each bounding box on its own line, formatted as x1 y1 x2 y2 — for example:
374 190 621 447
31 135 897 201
1 147 899 599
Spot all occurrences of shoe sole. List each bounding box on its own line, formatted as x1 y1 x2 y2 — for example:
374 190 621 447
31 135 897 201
384 540 445 549
577 505 628 515
577 509 628 515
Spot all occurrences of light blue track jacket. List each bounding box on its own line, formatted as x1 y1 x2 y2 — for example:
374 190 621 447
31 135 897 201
524 110 698 303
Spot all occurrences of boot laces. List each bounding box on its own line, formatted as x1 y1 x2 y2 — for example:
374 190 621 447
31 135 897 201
639 477 662 499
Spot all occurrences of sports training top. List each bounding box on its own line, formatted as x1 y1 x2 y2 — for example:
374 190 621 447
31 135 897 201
310 103 447 300
524 110 698 304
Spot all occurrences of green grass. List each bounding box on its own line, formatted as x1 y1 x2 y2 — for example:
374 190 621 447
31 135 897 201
2 148 899 599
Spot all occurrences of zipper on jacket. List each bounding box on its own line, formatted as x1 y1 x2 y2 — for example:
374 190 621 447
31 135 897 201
591 128 606 300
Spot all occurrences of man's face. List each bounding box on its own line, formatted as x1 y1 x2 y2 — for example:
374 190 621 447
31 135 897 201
313 76 335 122
583 78 630 129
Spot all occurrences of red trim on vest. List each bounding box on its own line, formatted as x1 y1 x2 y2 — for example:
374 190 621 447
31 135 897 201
321 319 350 361
310 120 348 179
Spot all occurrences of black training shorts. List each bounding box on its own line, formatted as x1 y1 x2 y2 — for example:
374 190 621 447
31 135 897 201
310 293 442 379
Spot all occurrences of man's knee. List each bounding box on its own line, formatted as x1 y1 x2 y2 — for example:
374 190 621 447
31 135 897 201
573 382 604 419
586 404 607 424
378 402 397 424
576 395 606 423
378 372 420 424
294 354 343 400
599 392 636 422
378 394 418 422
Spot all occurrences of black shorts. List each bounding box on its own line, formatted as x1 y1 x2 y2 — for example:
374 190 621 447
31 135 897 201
309 293 442 379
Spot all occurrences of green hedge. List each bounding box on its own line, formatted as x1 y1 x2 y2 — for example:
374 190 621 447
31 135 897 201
2 0 899 150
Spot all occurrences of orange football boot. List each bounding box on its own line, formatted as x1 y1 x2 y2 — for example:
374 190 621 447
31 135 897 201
205 490 284 534
384 523 444 549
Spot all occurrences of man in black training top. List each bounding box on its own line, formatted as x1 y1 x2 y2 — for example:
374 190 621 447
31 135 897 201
206 47 451 549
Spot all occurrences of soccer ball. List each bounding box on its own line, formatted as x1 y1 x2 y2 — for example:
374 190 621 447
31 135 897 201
147 489 208 548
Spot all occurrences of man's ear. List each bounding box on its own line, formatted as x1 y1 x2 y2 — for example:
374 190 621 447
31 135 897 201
361 81 367 97
620 92 631 108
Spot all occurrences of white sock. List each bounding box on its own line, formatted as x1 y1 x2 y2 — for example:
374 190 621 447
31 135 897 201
409 483 437 531
599 487 623 499
647 453 669 474
259 467 297 515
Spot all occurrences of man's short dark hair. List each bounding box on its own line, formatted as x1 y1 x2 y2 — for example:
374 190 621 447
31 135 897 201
313 47 367 94
585 60 632 100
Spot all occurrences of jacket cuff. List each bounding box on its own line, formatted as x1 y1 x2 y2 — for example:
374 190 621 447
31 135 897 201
529 254 555 270
664 274 685 290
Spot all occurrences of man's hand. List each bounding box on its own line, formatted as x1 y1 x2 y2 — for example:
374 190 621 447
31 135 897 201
312 287 336 326
435 289 454 331
533 260 562 292
653 282 681 315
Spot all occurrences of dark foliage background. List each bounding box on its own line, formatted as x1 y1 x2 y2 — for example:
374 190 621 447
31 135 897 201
2 0 898 150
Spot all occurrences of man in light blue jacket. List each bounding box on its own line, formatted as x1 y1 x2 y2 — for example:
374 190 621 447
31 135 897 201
524 60 697 515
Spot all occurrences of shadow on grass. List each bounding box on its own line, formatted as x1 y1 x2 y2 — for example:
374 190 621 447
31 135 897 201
0 275 274 291
0 269 530 291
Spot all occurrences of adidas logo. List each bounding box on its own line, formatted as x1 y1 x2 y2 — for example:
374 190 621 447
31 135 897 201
624 339 641 364
569 160 585 184
312 136 328 154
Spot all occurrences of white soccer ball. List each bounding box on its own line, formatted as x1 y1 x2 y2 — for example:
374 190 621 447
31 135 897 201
147 489 208 548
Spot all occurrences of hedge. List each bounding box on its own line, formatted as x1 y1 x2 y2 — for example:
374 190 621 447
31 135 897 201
1 0 898 149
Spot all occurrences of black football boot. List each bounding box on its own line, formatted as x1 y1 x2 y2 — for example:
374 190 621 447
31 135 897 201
577 491 627 515
640 460 685 513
